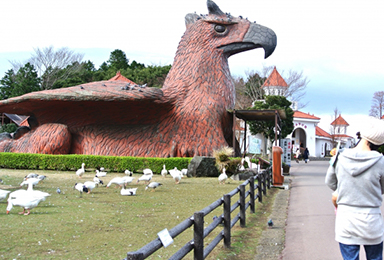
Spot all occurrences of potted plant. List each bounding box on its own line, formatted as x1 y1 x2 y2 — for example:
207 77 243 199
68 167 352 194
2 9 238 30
282 162 290 175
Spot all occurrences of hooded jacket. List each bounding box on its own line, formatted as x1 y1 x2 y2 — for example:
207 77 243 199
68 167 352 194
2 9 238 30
325 148 384 245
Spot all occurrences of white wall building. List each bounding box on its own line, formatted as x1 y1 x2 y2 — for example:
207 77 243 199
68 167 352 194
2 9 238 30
237 67 355 161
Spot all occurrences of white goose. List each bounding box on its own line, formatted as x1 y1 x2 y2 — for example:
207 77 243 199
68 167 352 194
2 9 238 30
169 167 182 184
20 178 41 187
181 168 188 176
218 168 228 184
76 163 85 178
6 195 44 215
122 176 134 186
37 175 47 182
0 189 11 201
137 174 152 184
95 169 107 177
7 184 50 215
125 169 132 176
74 183 88 196
145 182 162 192
93 176 104 186
25 173 38 179
83 181 97 193
26 182 51 201
245 156 258 170
143 168 153 175
107 177 126 188
121 187 138 196
161 165 168 178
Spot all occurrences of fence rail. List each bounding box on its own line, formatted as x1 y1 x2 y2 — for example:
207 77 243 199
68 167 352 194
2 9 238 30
124 166 272 260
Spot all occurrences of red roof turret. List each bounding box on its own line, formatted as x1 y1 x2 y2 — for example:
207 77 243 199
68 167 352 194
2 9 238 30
261 66 288 88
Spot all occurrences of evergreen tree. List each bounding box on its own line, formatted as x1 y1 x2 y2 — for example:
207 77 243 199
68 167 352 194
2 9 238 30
108 49 129 71
0 63 40 99
248 95 294 144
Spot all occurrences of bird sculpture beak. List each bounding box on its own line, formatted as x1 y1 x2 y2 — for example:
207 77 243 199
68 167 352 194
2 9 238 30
219 23 277 59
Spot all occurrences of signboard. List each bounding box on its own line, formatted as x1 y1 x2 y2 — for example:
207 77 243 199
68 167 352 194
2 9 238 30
248 136 262 154
282 138 292 166
158 228 173 248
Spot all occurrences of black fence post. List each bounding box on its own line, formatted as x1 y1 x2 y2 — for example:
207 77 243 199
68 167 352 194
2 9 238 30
240 184 246 227
223 194 231 248
250 176 255 213
262 171 267 196
257 173 262 203
266 167 272 189
125 252 144 260
194 212 204 260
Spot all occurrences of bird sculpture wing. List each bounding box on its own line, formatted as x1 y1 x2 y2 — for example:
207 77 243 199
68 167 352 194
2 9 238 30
0 81 173 127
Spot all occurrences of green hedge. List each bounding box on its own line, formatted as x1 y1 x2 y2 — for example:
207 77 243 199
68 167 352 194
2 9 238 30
0 153 192 174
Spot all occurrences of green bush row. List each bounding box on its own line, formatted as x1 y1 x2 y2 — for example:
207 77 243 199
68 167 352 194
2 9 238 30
0 152 192 174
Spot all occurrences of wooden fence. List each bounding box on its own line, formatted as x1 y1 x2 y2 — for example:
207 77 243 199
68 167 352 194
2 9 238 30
124 167 272 260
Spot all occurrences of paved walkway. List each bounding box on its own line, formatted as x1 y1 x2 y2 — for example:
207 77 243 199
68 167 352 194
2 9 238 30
255 159 384 259
281 160 341 260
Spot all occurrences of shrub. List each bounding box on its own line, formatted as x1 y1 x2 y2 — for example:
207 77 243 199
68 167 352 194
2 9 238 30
0 152 192 174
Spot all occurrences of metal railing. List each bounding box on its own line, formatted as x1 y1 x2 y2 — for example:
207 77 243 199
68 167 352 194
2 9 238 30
124 167 272 260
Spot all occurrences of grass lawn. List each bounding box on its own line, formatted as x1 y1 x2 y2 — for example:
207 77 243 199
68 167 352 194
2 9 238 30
0 168 253 259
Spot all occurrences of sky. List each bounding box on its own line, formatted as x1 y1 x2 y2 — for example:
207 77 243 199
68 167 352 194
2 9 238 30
0 0 383 138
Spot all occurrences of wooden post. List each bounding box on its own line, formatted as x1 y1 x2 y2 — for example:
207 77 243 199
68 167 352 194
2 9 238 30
257 174 262 203
250 177 255 213
194 212 204 260
125 252 144 260
263 171 267 196
223 194 231 248
243 120 247 153
240 184 246 227
232 110 236 154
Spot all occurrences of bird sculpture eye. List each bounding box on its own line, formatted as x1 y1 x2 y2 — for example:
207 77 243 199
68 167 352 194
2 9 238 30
214 24 227 34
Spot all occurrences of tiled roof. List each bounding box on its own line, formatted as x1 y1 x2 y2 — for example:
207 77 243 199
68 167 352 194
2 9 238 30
294 111 321 120
331 115 349 126
109 71 137 85
261 66 288 88
316 126 332 138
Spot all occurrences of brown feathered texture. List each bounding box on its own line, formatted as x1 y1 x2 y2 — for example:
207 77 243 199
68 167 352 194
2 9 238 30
0 1 276 157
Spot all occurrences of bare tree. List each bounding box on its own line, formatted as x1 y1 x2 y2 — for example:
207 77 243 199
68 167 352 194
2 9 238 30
235 65 309 110
369 91 384 118
329 107 341 148
9 46 84 90
233 76 252 109
284 69 309 109
243 70 266 103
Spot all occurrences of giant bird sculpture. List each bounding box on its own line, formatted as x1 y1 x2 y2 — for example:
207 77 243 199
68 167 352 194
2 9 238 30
0 0 276 157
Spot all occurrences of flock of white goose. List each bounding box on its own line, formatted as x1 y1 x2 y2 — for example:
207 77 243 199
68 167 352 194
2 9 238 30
0 163 195 216
0 158 252 216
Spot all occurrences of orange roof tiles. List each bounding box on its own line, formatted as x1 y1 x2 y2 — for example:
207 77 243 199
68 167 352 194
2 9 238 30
109 71 137 85
331 115 349 126
316 126 332 138
261 66 288 88
293 111 321 120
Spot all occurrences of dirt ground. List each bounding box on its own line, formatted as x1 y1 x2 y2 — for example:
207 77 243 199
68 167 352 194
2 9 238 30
254 177 291 260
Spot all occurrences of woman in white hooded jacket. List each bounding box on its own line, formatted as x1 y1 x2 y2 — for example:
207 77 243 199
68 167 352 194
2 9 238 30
325 116 384 260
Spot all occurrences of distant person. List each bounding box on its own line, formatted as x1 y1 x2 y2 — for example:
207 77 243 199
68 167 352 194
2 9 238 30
325 116 384 260
295 148 300 163
303 148 309 163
